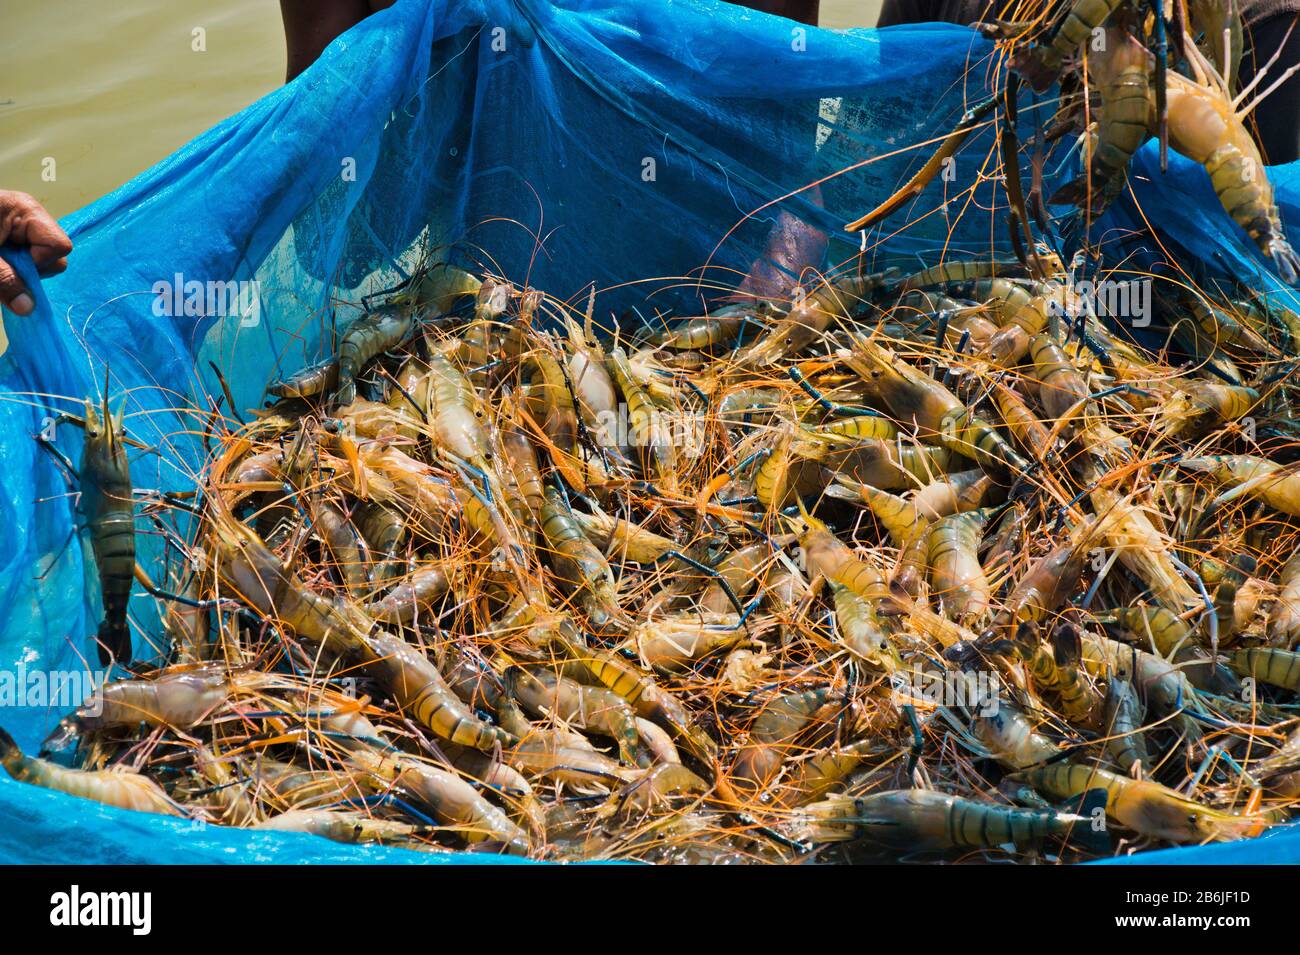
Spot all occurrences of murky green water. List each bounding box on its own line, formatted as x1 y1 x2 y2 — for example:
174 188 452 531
823 0 885 28
2 1 284 218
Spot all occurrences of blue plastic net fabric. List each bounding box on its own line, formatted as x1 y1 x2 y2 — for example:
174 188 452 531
0 0 1295 864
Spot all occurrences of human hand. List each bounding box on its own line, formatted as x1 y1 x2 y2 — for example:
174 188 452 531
0 190 72 316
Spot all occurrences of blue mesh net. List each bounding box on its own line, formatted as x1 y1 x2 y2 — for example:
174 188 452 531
0 0 1295 863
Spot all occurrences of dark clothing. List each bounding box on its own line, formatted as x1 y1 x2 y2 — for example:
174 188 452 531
741 0 821 24
876 1 1300 164
876 0 997 27
1242 14 1300 163
1242 0 1300 27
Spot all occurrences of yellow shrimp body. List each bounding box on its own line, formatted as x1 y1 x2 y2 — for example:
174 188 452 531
1165 65 1300 280
423 353 493 470
1052 27 1153 213
1012 625 1102 727
563 641 718 764
783 737 885 805
1183 455 1300 517
335 304 414 406
896 258 1031 292
991 380 1054 460
506 666 644 766
1156 381 1259 439
796 512 891 605
570 508 678 564
927 510 991 622
0 727 179 816
830 581 900 671
731 686 838 794
1029 332 1090 426
540 488 619 626
846 338 1028 474
1014 762 1268 843
986 284 1072 366
363 561 453 624
1088 486 1200 614
500 426 546 534
633 612 752 672
255 809 422 845
608 345 677 488
973 701 1062 771
1021 0 1129 89
1227 647 1300 692
362 631 516 752
79 397 136 665
911 470 992 521
355 747 529 854
989 525 1092 638
653 303 755 350
75 664 237 732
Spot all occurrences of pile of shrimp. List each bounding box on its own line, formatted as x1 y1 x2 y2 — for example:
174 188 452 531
8 0 1300 868
10 243 1300 865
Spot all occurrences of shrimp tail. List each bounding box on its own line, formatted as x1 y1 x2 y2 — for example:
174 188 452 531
1267 238 1300 285
0 725 23 776
335 378 358 408
96 617 132 666
39 718 81 759
1047 177 1088 208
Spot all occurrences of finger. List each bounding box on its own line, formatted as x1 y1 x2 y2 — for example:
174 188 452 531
24 215 73 272
37 256 68 279
0 192 73 270
29 240 72 272
0 258 34 316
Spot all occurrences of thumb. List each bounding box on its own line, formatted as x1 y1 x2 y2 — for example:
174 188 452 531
0 257 34 316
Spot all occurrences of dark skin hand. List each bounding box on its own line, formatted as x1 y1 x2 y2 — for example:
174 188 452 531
0 191 72 316
281 0 820 80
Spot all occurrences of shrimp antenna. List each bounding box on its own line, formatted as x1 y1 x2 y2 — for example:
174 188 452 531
1233 17 1294 107
1221 0 1236 91
1240 62 1300 118
1181 19 1230 97
1236 18 1300 117
102 363 112 422
1175 0 1210 86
